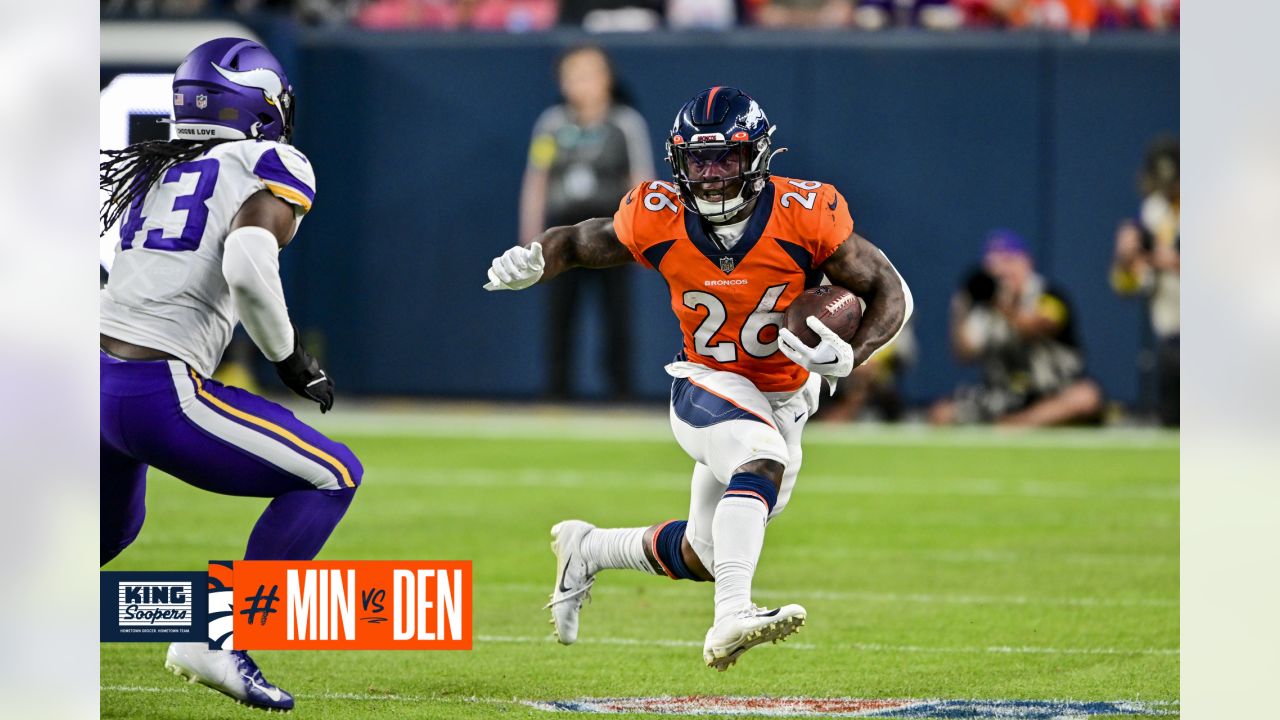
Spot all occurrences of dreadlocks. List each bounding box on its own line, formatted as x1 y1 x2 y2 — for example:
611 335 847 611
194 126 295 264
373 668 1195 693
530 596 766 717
99 138 230 236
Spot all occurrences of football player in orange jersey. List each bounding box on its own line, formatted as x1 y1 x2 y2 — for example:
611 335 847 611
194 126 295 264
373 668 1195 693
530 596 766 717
485 87 913 670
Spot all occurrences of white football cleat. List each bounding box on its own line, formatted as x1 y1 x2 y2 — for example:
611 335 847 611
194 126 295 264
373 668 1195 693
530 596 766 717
544 520 596 645
165 642 294 712
702 604 807 672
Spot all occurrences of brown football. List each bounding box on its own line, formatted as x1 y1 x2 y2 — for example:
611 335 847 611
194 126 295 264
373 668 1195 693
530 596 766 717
783 286 863 346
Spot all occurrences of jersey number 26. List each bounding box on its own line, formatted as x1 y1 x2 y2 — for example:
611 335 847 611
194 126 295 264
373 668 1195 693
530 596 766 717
682 284 788 362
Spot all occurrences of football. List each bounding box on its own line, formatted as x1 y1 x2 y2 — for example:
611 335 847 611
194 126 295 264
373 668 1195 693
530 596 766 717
783 286 863 346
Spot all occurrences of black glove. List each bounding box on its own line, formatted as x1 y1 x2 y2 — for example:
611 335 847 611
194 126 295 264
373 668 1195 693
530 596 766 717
274 328 334 413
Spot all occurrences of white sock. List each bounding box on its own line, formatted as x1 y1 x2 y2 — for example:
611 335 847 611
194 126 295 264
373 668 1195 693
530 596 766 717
579 527 657 575
711 496 768 623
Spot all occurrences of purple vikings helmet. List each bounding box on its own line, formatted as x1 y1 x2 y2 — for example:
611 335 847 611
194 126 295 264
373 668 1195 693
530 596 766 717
170 38 294 143
666 87 783 224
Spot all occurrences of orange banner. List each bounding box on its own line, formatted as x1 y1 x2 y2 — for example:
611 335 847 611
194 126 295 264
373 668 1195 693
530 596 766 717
209 560 471 650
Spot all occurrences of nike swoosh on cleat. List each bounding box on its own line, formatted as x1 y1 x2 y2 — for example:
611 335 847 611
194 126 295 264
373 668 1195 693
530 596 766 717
557 553 575 593
794 412 805 423
244 676 284 702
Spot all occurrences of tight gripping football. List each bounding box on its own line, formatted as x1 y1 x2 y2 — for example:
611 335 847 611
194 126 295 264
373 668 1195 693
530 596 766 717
784 286 863 346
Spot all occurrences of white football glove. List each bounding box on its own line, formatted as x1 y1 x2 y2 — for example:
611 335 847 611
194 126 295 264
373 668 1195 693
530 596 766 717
483 242 544 291
777 315 856 395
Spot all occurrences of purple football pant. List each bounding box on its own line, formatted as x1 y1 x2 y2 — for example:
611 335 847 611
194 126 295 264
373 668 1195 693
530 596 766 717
100 352 362 566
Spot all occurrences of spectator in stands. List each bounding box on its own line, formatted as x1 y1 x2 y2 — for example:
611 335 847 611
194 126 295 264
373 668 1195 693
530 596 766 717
520 45 654 401
667 0 738 28
557 0 665 30
1095 0 1179 29
1111 136 1178 426
930 230 1103 426
356 0 556 30
752 0 856 28
852 0 961 30
949 0 1177 30
102 0 210 16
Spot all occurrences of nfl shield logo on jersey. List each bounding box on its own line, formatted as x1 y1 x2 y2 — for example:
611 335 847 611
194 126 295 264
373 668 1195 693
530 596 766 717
196 94 208 109
719 256 736 273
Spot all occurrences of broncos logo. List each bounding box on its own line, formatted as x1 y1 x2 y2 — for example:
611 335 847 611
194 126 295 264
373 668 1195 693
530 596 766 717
738 100 765 131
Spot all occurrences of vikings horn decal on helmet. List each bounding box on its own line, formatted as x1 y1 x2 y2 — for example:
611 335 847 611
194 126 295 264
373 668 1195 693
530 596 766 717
169 37 295 143
666 87 785 224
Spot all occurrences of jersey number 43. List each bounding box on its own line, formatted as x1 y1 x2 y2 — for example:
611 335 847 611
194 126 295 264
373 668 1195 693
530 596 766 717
120 158 220 252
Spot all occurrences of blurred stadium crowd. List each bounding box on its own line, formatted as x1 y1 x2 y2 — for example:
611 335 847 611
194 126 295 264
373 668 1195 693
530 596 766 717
103 0 1179 32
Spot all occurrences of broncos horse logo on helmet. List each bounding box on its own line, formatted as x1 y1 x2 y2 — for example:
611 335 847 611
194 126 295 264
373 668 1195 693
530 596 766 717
666 87 785 224
170 37 295 143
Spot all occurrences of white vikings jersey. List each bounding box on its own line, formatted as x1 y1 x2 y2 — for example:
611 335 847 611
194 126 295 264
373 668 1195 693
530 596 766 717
100 139 315 377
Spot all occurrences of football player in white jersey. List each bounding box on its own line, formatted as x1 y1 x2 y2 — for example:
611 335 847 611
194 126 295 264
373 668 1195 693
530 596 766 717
99 38 362 712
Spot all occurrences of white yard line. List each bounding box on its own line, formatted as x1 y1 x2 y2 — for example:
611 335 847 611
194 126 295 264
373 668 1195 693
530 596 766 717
100 684 427 702
364 466 1179 502
474 634 1178 656
789 547 1178 567
99 684 510 704
307 405 1178 451
483 582 1177 609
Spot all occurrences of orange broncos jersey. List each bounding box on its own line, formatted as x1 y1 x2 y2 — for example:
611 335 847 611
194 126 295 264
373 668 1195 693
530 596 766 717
614 176 854 393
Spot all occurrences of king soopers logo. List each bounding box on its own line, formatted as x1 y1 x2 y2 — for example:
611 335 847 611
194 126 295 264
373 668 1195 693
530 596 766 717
102 571 209 642
118 581 193 626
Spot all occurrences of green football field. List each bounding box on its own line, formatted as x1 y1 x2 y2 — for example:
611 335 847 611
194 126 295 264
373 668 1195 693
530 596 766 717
100 407 1179 719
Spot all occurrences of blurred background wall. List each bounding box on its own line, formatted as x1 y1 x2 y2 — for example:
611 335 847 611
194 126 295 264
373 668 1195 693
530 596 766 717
100 14 1177 410
270 30 1176 406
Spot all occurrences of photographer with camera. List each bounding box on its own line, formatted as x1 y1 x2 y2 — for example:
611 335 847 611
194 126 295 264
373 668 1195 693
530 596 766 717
1111 136 1179 427
930 230 1103 427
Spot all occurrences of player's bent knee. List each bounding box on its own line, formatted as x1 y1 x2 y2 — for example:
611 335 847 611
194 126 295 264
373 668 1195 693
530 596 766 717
308 440 363 490
101 533 139 566
649 520 704 581
733 458 785 489
346 454 364 488
679 536 714 582
100 514 146 566
709 421 789 484
724 471 780 516
333 442 364 488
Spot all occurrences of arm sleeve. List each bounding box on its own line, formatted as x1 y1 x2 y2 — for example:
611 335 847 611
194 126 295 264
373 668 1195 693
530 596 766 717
813 185 855 266
252 145 316 215
222 225 294 362
866 245 914 362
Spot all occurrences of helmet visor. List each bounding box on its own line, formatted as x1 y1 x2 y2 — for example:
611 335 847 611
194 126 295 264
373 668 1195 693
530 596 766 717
675 143 749 202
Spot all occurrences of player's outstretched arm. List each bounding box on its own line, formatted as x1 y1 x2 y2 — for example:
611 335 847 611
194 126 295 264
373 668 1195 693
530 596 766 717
484 217 633 291
537 218 634 280
819 232 914 365
223 190 334 412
